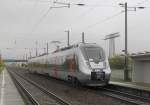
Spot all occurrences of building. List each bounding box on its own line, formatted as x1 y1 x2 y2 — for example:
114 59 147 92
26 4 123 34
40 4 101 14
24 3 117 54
131 52 150 84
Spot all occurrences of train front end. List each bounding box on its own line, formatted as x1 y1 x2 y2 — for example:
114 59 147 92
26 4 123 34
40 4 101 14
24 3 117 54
79 43 111 86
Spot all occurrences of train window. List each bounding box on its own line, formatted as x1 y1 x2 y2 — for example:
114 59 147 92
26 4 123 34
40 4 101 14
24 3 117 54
81 46 105 62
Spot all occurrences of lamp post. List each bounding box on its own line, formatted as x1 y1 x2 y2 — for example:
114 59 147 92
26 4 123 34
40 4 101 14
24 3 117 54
82 32 85 43
64 30 70 47
51 2 85 47
119 2 145 81
124 2 128 81
35 41 38 56
46 42 48 54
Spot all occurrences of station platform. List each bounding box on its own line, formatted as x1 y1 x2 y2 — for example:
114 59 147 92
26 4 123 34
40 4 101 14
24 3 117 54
110 80 150 92
0 68 25 105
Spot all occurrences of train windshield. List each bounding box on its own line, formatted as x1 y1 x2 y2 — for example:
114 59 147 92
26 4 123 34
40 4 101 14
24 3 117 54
81 46 105 62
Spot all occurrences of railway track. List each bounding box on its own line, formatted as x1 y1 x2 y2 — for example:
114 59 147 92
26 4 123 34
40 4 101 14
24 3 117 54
91 86 150 105
8 70 40 105
7 67 150 105
8 69 70 105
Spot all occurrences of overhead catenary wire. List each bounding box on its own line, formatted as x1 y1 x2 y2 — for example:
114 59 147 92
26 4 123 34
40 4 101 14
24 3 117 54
80 11 124 31
135 0 149 6
74 0 149 32
30 0 123 33
60 1 123 35
31 7 53 33
31 0 149 36
76 7 96 20
74 3 122 25
52 1 121 8
134 0 150 9
31 0 57 33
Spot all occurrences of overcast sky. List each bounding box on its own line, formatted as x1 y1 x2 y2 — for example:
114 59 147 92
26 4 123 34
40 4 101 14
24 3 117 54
0 0 150 59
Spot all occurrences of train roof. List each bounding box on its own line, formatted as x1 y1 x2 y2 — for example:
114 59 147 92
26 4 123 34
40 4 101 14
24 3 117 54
28 43 100 60
52 43 99 53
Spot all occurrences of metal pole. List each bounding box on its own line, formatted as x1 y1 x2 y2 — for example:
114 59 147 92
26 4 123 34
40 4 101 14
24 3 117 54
46 42 48 54
0 51 1 64
124 2 128 81
36 41 38 56
65 30 70 47
26 54 28 60
29 51 31 58
82 32 85 43
67 30 70 47
109 39 112 57
112 38 115 56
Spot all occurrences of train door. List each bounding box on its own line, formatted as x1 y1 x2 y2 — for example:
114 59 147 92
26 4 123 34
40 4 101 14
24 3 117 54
66 54 77 73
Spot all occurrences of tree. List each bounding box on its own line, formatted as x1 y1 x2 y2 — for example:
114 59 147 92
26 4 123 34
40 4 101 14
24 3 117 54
0 59 4 72
109 55 132 70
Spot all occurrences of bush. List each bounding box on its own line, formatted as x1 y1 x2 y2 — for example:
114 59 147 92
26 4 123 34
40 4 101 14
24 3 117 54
0 60 4 73
109 55 132 70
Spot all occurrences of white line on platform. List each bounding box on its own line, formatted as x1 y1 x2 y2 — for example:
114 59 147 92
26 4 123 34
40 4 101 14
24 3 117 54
0 70 5 105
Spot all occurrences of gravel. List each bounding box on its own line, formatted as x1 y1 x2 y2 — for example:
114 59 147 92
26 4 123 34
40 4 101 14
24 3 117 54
8 67 134 105
9 70 63 105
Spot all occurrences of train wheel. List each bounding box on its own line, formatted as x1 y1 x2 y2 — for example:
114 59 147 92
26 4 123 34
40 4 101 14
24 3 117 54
67 76 72 83
67 76 81 87
72 77 81 87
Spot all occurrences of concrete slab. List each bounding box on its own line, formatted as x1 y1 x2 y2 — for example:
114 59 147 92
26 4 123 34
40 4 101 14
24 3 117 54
0 68 25 105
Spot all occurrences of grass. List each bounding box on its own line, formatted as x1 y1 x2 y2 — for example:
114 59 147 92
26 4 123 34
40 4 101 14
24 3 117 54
0 66 4 74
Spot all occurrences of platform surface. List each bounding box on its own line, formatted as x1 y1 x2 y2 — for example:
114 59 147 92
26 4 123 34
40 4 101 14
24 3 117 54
110 80 150 91
0 68 25 105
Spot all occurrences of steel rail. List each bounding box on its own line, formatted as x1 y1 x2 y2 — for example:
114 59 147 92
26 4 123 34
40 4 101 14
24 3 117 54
98 86 150 105
102 86 150 102
9 70 70 105
8 70 40 105
9 67 149 105
108 83 150 99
